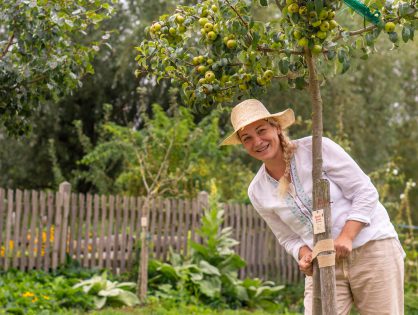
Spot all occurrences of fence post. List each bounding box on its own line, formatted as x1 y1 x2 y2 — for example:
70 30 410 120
197 191 209 243
59 182 71 265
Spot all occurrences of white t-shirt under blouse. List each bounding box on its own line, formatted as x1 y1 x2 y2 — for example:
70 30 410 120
248 136 400 261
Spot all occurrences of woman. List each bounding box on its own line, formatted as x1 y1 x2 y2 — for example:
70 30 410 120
221 99 404 315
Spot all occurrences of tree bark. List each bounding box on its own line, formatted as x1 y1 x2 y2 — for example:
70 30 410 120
137 197 149 302
304 48 337 315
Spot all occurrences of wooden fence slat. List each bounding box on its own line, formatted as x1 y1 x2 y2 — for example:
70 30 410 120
36 192 46 270
44 192 54 271
68 193 77 259
4 189 14 270
176 199 184 254
168 199 178 252
113 195 121 273
154 198 163 260
240 203 247 278
119 196 129 273
183 199 190 256
59 183 71 265
91 194 100 268
135 197 143 250
106 195 115 270
52 191 62 270
12 189 22 269
28 190 38 270
19 190 31 271
162 199 171 261
127 197 136 270
83 194 92 268
98 195 107 269
0 189 5 267
190 198 198 244
76 194 85 263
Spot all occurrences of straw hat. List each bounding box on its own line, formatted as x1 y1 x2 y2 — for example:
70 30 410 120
220 99 295 146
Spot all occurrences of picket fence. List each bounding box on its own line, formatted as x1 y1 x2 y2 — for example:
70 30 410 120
0 182 301 283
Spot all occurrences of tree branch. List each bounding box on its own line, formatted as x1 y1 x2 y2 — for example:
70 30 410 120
225 0 249 28
274 0 286 11
333 15 418 41
1 33 15 60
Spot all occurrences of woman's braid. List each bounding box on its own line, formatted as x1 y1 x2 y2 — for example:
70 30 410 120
278 131 296 197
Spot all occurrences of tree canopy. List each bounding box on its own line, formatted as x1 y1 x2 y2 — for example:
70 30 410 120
0 0 114 135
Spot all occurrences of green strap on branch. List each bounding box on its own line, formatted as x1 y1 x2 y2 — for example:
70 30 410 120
343 0 382 25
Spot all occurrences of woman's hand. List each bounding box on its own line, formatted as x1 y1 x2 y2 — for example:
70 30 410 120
298 246 313 276
334 235 353 260
334 220 365 260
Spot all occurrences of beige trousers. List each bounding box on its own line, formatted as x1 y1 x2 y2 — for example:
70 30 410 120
304 238 405 315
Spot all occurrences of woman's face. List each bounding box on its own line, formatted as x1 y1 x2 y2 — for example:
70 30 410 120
238 119 282 162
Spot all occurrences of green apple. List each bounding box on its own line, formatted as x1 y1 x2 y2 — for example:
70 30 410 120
152 23 161 32
197 65 207 73
199 17 209 27
288 3 299 13
169 27 176 35
256 76 267 86
226 39 237 49
329 20 338 30
299 6 308 15
175 15 185 24
205 71 216 82
197 55 205 63
320 21 330 32
192 57 200 65
319 9 328 20
211 5 218 12
207 31 218 41
312 44 322 54
293 30 302 39
204 22 213 32
263 69 274 80
316 30 327 39
385 21 396 33
298 37 308 47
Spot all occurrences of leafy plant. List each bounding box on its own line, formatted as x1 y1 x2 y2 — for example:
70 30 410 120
0 269 94 314
73 272 140 309
147 183 286 311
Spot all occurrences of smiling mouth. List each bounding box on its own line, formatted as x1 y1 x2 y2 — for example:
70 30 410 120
255 144 269 153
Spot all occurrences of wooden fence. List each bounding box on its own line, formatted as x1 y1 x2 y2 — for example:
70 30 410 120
0 182 301 283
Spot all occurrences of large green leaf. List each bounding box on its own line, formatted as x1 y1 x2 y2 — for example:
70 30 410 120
198 277 222 298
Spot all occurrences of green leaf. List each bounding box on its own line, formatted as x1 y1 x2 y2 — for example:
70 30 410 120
295 77 307 90
199 260 221 276
278 59 289 74
388 31 399 43
402 27 411 43
259 0 269 6
199 277 222 297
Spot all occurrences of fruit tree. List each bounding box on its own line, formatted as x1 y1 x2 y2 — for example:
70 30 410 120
135 0 417 312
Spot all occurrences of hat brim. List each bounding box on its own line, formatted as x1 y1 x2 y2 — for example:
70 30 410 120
220 108 295 146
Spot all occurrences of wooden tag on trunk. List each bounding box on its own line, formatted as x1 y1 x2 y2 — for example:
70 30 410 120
313 209 325 234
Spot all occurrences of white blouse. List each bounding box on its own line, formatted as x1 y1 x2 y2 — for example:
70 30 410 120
248 136 400 261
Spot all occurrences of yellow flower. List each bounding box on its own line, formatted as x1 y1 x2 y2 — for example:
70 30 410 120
31 297 38 303
22 292 35 297
42 295 50 300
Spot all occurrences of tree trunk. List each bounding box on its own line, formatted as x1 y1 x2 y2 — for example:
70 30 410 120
305 48 337 315
136 197 149 302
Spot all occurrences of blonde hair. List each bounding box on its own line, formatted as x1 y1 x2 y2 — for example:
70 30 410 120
267 118 296 197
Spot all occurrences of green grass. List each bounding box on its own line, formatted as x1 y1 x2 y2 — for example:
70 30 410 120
60 304 302 315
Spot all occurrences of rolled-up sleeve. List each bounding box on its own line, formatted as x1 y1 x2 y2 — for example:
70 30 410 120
322 137 378 225
249 190 306 261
